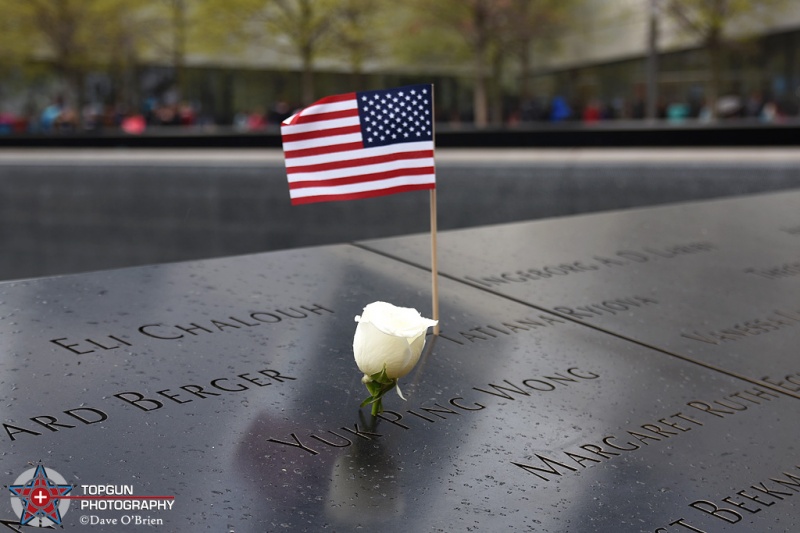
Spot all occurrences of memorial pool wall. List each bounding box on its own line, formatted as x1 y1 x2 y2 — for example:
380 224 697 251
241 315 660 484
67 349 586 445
1 148 800 281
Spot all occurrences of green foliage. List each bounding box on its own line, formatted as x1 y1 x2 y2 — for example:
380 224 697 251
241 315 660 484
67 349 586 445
389 0 576 125
389 0 482 67
0 3 30 68
192 0 346 102
0 0 155 71
329 0 390 80
0 0 642 122
0 0 164 113
665 0 788 42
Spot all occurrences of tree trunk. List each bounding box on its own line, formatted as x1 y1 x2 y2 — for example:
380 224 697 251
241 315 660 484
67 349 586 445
171 0 186 99
71 69 86 130
706 30 722 120
518 38 532 102
302 48 315 105
472 0 490 127
472 57 489 127
489 46 504 125
350 67 365 92
645 0 659 120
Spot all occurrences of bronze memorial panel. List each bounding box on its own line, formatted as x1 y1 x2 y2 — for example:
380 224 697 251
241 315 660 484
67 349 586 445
359 190 800 397
2 237 799 531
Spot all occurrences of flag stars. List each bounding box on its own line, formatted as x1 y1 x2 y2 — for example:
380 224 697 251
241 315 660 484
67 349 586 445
356 85 433 147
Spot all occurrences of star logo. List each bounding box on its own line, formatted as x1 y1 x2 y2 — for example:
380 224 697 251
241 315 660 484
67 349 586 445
8 465 73 527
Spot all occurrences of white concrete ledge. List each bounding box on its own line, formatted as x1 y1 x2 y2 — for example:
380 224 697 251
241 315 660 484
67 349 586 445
1 147 800 166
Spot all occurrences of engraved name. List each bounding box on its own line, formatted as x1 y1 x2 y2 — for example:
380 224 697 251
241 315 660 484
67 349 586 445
49 303 333 355
266 366 600 456
464 242 715 288
680 309 800 344
512 386 780 483
553 295 658 320
437 314 566 345
744 261 800 280
2 367 296 441
761 372 800 395
654 464 800 532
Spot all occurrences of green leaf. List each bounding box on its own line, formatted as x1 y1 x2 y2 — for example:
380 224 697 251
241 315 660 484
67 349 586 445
360 396 378 407
360 364 398 415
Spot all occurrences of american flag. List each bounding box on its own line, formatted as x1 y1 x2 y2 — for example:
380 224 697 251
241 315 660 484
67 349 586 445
281 84 436 205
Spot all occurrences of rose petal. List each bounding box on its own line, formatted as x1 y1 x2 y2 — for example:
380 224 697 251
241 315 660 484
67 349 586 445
357 301 437 338
353 321 413 378
353 302 437 382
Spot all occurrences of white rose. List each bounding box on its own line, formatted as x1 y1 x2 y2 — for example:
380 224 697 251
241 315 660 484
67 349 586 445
353 301 438 382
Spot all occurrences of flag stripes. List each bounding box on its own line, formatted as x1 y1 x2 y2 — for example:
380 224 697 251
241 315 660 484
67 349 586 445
286 149 434 177
289 183 436 205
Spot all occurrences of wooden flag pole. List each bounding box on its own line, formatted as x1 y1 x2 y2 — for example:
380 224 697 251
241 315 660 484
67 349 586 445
430 188 440 335
429 84 440 335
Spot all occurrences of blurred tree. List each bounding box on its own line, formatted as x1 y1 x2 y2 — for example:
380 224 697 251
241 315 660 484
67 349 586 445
272 0 341 103
0 6 30 69
503 0 572 103
142 0 213 105
394 0 571 126
0 0 156 123
487 0 574 123
0 1 29 112
162 0 188 97
664 0 787 118
394 0 504 127
197 0 343 104
332 0 390 90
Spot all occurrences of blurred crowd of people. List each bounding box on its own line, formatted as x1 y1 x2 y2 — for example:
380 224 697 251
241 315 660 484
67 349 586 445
232 101 294 132
1 90 799 136
0 95 215 135
502 91 798 125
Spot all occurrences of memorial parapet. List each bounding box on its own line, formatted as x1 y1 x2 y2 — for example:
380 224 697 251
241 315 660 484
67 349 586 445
0 194 798 531
359 190 800 399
